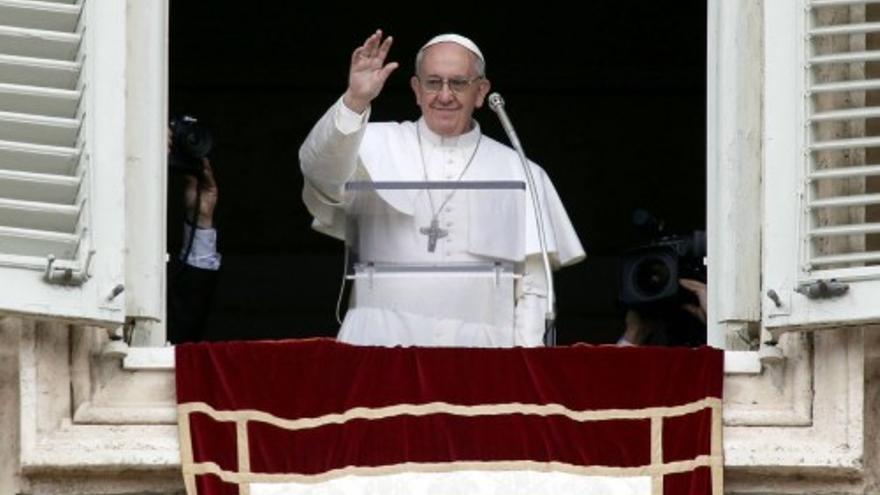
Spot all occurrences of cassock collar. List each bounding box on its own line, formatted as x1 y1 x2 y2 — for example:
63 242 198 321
417 118 481 149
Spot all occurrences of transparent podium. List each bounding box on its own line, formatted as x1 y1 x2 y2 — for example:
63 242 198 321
343 180 526 346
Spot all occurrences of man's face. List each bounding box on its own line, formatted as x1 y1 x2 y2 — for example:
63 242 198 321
410 43 491 137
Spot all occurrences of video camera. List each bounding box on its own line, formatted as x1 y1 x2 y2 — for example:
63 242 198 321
168 115 213 177
619 209 706 309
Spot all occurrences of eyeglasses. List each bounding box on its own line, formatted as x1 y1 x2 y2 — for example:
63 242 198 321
418 76 483 94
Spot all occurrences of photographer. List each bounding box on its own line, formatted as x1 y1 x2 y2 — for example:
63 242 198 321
616 211 706 347
618 278 706 346
166 122 221 344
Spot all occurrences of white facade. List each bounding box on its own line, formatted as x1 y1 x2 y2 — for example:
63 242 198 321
3 0 880 494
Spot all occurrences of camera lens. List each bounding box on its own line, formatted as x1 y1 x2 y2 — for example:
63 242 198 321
633 256 672 298
181 125 212 158
169 115 213 177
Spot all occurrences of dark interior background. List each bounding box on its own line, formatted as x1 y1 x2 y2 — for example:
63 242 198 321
168 4 707 344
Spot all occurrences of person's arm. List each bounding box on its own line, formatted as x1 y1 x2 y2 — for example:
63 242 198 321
180 158 221 270
514 255 549 347
299 30 398 203
168 158 220 344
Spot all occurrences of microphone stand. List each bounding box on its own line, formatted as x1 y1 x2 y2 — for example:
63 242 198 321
487 93 557 346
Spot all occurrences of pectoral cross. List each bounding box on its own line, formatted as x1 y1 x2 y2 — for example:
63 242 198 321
419 218 448 252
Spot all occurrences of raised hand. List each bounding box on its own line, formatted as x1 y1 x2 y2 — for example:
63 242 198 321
343 30 399 114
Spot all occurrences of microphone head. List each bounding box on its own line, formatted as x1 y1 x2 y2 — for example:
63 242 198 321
487 92 504 112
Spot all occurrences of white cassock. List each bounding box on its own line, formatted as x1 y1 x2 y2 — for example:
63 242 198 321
299 98 585 347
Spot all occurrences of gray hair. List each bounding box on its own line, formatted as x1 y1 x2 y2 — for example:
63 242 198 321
414 44 486 78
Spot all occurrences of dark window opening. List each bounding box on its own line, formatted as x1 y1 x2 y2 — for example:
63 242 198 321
168 5 707 344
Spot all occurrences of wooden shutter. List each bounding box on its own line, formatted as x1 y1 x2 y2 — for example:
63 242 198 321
765 0 880 330
0 0 128 325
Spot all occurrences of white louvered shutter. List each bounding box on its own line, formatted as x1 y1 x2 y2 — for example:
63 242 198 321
765 0 880 330
0 0 127 326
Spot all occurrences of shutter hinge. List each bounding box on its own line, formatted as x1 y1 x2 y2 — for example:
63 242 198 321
43 250 95 286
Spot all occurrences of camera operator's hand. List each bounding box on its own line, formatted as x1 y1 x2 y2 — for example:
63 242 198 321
679 278 707 324
620 310 648 346
184 158 218 228
343 30 398 114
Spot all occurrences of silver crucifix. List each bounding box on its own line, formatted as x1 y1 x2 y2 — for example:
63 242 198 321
419 218 448 252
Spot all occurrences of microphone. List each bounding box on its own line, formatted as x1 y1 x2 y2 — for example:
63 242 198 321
487 92 558 346
487 93 522 150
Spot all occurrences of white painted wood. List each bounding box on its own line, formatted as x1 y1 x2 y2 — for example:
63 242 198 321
123 0 167 339
0 225 77 257
812 250 880 265
0 139 78 175
763 0 880 330
810 20 880 35
811 135 880 150
812 0 880 5
706 0 763 349
0 83 80 118
811 78 880 92
0 24 79 60
810 222 880 237
810 192 880 208
0 197 78 231
0 0 127 326
0 54 80 89
810 49 880 64
0 169 78 203
810 163 880 178
811 105 880 122
809 264 880 280
0 1 80 32
0 110 79 146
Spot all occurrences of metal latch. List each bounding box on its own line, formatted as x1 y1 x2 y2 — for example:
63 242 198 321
795 279 849 300
43 250 95 286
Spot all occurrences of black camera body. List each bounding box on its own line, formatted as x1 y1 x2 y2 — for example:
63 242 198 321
169 115 213 177
619 230 706 308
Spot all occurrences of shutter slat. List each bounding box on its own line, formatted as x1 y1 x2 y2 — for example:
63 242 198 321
0 224 77 258
0 83 79 118
810 50 880 64
0 25 79 60
0 0 80 32
810 222 880 237
0 139 79 175
810 193 880 208
811 21 880 36
811 135 880 151
0 110 78 146
0 196 77 231
810 164 880 179
0 54 80 89
811 250 880 266
0 168 78 203
811 106 880 122
811 78 880 93
810 0 880 7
